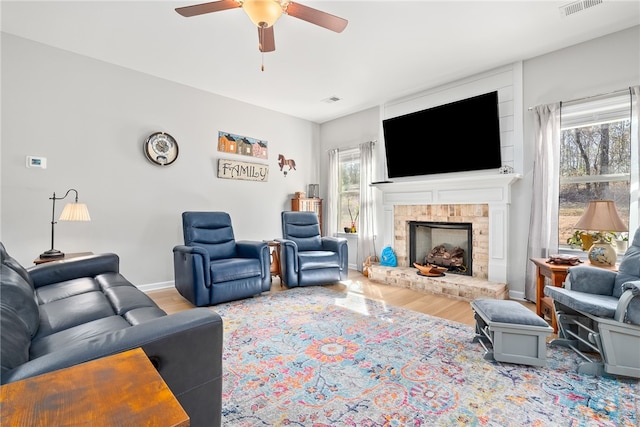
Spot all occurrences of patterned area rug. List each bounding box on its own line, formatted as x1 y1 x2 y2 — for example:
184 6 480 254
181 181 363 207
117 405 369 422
214 286 639 426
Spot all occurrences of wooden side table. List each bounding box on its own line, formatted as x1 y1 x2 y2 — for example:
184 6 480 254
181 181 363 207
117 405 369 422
530 257 618 333
0 348 189 426
530 258 571 333
34 251 93 265
266 241 281 283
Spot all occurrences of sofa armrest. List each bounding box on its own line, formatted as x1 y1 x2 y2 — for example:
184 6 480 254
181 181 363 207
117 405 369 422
27 253 120 288
617 281 640 324
275 238 298 286
622 281 640 296
173 245 211 286
565 265 618 295
236 241 270 290
236 240 266 258
322 237 348 273
321 236 347 252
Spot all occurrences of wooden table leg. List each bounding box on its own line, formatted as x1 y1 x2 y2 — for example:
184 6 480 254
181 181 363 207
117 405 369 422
536 268 544 318
550 301 557 333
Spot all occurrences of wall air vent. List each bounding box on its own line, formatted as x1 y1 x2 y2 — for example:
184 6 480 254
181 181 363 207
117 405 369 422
560 0 604 18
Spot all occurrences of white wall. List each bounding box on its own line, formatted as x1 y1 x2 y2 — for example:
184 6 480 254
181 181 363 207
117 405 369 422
318 25 640 299
1 34 319 287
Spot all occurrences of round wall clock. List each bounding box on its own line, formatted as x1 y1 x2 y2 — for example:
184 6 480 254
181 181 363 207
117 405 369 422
144 132 179 166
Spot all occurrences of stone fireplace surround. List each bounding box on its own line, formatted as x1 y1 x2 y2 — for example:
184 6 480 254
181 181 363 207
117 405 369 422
370 173 521 301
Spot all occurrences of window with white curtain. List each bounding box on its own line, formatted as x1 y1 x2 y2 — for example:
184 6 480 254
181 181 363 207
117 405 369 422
338 148 360 233
559 92 631 249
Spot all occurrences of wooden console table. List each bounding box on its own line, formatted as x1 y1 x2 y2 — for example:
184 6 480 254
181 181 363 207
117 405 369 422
0 348 189 426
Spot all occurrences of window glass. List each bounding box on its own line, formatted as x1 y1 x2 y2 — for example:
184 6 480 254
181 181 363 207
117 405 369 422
559 93 631 250
338 149 360 232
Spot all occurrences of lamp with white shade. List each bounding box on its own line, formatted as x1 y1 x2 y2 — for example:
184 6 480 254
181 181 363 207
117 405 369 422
39 189 91 259
574 199 627 267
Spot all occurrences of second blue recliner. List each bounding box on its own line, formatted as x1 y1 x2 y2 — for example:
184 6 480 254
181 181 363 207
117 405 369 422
173 212 271 306
277 211 348 287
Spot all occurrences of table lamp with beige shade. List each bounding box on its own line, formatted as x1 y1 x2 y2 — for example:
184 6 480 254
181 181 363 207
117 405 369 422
39 189 91 259
574 199 627 267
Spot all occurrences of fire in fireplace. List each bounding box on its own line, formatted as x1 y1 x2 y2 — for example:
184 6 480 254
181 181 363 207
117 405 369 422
409 221 473 276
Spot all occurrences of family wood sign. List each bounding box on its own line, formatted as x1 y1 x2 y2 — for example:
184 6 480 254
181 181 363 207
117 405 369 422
217 159 268 182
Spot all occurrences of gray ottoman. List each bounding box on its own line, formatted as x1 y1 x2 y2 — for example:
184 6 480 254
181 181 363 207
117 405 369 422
471 298 554 367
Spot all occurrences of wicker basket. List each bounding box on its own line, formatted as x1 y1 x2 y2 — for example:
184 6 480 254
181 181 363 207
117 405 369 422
362 255 380 277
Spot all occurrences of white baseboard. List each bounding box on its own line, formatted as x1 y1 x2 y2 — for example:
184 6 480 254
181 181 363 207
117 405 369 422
508 290 526 301
138 280 173 292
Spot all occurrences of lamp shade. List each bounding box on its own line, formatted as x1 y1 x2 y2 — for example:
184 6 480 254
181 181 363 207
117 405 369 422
243 0 284 27
59 203 91 222
574 200 627 232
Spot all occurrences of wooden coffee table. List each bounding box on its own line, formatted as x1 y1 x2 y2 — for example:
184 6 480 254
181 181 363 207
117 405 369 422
0 348 189 426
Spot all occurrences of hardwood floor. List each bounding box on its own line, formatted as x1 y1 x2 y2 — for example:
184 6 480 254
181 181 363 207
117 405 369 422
147 270 536 327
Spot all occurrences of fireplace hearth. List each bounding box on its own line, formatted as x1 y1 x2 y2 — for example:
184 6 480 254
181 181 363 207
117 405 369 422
409 221 472 276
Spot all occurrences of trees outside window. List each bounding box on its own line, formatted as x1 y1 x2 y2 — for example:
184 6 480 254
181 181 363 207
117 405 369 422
338 149 360 233
559 93 631 249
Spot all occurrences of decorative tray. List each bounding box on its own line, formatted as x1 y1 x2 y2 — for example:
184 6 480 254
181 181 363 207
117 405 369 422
413 262 447 277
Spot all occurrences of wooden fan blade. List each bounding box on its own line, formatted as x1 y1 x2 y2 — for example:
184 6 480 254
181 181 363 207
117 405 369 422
285 2 348 33
175 0 240 17
258 26 276 52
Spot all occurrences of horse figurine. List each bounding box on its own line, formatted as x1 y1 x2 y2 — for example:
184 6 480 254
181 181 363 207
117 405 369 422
278 154 296 172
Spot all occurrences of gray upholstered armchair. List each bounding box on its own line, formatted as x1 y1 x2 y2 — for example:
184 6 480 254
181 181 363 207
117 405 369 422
173 212 271 306
545 227 640 378
276 211 348 287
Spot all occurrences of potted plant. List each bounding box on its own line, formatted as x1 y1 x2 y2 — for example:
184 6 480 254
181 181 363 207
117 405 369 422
348 201 359 233
615 232 629 254
566 230 614 251
567 230 590 250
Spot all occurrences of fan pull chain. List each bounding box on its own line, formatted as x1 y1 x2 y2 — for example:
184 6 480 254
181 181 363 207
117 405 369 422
261 52 265 72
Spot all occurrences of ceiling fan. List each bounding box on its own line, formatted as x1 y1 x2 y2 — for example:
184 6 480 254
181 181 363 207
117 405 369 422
175 0 348 53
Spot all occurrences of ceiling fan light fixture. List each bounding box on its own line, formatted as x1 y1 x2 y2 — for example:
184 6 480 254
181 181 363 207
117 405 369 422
242 0 285 27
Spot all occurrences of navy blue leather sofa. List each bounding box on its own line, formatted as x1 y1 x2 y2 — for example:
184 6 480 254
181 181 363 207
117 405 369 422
0 242 223 427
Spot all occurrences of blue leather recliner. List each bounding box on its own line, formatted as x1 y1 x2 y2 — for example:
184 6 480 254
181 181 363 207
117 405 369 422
276 211 348 287
173 212 271 306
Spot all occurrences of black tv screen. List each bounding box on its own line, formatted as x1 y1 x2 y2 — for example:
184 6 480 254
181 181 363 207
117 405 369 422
382 91 502 179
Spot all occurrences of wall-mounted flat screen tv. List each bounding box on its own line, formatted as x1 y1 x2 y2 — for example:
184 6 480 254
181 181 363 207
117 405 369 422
382 91 502 179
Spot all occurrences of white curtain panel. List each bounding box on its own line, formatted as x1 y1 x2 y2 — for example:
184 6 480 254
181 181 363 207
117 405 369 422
525 103 561 301
630 86 640 233
357 141 376 272
326 149 339 237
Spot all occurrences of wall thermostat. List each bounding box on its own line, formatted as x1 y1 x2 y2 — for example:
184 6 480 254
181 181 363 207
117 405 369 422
26 156 47 169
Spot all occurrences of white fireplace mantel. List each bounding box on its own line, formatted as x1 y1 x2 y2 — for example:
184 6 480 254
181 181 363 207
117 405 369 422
373 173 522 283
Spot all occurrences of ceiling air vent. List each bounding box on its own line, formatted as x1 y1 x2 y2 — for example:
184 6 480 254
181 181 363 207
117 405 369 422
322 96 342 104
560 0 604 18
